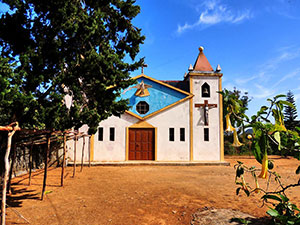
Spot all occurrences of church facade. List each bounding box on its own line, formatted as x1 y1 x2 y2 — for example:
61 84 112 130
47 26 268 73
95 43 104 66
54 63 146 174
69 47 224 162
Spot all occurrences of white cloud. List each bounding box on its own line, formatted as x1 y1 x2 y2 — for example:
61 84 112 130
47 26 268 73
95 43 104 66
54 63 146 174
177 0 252 33
235 46 300 100
252 47 300 83
251 84 275 99
259 50 300 72
235 74 258 85
272 68 300 88
276 49 300 62
235 70 270 86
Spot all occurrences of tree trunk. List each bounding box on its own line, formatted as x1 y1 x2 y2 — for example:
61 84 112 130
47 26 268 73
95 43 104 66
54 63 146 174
1 123 18 225
41 134 50 200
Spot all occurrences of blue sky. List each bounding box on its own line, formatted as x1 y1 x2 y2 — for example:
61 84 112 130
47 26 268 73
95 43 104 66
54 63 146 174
131 0 300 118
1 0 300 118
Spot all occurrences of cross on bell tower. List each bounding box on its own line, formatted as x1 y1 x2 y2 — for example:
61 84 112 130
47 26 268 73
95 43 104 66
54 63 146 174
195 100 217 126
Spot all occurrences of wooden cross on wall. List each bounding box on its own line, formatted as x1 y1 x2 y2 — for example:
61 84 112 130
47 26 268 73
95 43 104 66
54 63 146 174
195 100 217 126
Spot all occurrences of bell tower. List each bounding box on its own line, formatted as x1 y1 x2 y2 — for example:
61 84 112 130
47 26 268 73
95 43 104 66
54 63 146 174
187 46 224 161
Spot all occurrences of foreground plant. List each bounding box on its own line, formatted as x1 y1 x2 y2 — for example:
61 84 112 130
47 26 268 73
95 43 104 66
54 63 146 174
221 92 300 225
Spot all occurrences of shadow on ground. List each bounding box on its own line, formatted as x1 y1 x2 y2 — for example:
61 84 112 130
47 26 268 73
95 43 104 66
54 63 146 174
191 207 272 225
1 186 40 208
230 216 272 224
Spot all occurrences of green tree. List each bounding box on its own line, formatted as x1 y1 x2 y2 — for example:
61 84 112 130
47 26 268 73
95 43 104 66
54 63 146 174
222 87 250 129
0 0 144 132
0 0 145 175
221 88 251 155
284 90 298 131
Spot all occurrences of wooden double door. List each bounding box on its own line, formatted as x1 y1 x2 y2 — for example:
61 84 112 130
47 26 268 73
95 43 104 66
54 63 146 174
129 128 155 160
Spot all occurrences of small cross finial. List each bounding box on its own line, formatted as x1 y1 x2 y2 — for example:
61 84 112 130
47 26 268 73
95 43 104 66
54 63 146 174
141 64 148 74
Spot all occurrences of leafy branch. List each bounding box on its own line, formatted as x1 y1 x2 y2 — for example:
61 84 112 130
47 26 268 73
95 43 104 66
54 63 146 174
222 90 300 224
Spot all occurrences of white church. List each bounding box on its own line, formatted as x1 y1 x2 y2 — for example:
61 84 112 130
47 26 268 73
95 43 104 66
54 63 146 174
68 47 224 163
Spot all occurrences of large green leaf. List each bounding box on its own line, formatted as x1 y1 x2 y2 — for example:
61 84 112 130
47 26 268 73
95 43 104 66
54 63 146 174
278 193 289 203
251 129 264 163
274 131 281 150
262 194 282 202
291 203 300 212
268 161 274 170
267 208 280 217
236 187 241 195
279 100 295 108
236 167 244 177
253 141 262 163
296 165 300 174
260 106 268 111
244 189 250 197
256 133 266 164
275 94 286 99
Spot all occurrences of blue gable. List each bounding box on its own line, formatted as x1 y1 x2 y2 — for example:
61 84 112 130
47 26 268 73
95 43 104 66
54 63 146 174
119 76 189 117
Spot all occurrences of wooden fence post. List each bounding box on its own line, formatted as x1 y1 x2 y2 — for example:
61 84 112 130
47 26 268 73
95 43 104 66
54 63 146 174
81 136 85 172
41 133 51 200
61 132 66 186
88 136 91 167
73 133 77 178
7 140 16 194
28 143 33 186
1 123 19 225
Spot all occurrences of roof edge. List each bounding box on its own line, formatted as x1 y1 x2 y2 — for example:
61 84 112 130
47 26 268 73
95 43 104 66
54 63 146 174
132 74 193 96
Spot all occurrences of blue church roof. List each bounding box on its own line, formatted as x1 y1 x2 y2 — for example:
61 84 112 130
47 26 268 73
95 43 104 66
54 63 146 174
119 75 192 119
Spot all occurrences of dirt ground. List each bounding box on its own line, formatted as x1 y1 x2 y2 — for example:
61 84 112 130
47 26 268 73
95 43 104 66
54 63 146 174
5 156 300 225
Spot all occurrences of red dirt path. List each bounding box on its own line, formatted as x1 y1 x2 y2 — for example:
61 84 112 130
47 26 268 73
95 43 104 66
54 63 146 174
5 156 300 225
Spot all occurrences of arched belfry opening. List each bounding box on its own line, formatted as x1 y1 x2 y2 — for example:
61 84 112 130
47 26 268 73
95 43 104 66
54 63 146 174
201 82 210 97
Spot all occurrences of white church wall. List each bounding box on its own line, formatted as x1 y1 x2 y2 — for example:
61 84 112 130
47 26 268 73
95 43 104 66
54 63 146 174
65 124 90 163
147 100 190 161
94 114 139 161
66 135 90 163
192 76 221 161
